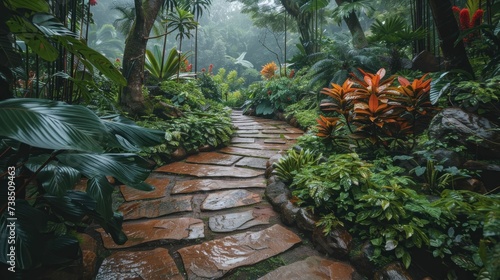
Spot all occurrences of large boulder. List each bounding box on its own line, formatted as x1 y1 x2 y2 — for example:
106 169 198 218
428 108 500 159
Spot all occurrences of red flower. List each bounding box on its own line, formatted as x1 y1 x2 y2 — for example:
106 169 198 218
208 64 213 73
186 64 192 72
471 9 484 27
459 8 470 30
201 68 206 72
89 0 97 6
452 6 461 14
289 69 295 78
115 58 120 62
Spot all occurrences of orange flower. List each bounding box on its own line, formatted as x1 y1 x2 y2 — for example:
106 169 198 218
261 62 278 80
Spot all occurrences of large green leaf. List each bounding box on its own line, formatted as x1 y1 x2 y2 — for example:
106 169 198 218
0 200 48 269
101 116 165 151
25 155 81 197
4 0 50 13
86 176 114 220
57 153 154 191
6 15 59 61
44 191 96 222
57 36 127 86
32 13 75 37
0 98 110 152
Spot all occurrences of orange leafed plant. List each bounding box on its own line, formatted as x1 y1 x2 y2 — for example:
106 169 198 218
261 62 278 80
316 115 342 138
320 79 355 119
346 68 397 101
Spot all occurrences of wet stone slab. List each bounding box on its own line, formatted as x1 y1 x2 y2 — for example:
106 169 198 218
262 129 300 134
120 177 169 202
235 157 268 170
231 137 256 144
96 248 183 280
232 143 293 151
118 195 192 220
156 162 264 178
171 178 266 194
236 133 281 139
208 206 276 232
98 217 204 249
263 139 288 144
201 189 262 210
219 147 279 159
185 152 243 166
258 256 356 280
235 130 260 134
286 127 304 133
178 224 301 279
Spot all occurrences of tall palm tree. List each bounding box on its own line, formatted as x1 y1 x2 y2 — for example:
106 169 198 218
187 0 212 73
167 7 198 80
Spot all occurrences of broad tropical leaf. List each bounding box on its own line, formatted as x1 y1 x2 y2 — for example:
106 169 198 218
3 0 50 12
56 153 154 191
0 98 110 152
102 115 165 151
0 200 48 269
87 176 114 220
25 154 81 197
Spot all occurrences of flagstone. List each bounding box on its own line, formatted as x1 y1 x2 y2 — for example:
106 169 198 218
185 152 242 166
236 133 281 138
98 217 204 249
257 256 356 280
262 129 300 134
171 178 266 194
231 137 256 143
201 189 262 210
235 130 260 134
219 147 279 159
232 143 292 151
118 195 192 220
208 206 276 232
177 224 301 279
235 157 268 169
96 248 183 280
120 177 169 201
263 139 288 144
156 162 264 177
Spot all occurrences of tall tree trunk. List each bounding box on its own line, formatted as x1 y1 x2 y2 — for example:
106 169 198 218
280 0 317 55
427 0 474 76
334 0 367 49
121 0 163 116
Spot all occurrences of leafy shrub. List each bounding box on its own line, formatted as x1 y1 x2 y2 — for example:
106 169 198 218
274 149 322 183
138 111 234 164
317 68 439 154
158 80 206 111
244 76 309 116
0 99 163 271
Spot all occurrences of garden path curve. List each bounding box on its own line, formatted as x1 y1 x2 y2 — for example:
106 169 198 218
90 110 360 279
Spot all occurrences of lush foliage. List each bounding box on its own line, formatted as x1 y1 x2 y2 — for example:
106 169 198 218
317 68 439 154
277 151 499 275
0 98 163 271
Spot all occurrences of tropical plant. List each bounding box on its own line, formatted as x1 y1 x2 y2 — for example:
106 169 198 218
317 68 438 152
308 35 383 88
0 98 164 271
368 15 426 72
274 149 323 183
145 45 192 81
0 0 126 101
166 6 198 80
260 62 279 80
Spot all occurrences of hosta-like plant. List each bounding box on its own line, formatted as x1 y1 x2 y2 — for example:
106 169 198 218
0 98 164 271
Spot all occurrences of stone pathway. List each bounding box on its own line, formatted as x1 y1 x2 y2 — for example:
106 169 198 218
93 111 359 279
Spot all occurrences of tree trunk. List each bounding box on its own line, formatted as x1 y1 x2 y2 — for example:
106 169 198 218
280 0 317 55
120 0 163 116
334 0 368 49
427 0 474 76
